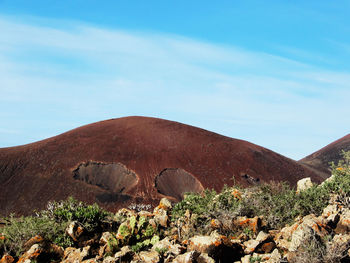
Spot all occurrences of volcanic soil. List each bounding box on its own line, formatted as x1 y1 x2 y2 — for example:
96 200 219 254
0 116 323 216
299 134 350 178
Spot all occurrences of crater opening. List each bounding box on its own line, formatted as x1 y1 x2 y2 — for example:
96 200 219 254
155 168 204 201
73 161 138 194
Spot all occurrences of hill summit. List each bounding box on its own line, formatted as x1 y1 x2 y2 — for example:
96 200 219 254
0 116 322 215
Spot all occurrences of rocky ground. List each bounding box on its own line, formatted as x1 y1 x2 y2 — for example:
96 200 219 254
1 176 350 263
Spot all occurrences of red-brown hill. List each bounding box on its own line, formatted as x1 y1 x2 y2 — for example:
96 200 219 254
0 116 322 216
299 134 350 178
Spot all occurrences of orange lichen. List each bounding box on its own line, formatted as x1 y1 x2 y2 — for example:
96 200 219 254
214 240 222 247
0 255 15 263
239 219 250 225
231 189 242 200
182 240 189 245
211 219 220 228
116 233 124 240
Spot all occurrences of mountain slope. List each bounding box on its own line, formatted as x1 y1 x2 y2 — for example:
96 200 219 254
299 134 350 178
0 116 322 215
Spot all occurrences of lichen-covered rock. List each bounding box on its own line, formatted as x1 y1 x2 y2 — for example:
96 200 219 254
328 234 350 259
152 237 182 257
17 244 43 263
23 235 44 251
256 231 270 243
153 207 169 227
296 177 313 193
159 198 172 211
173 251 200 263
264 248 282 263
138 250 160 263
187 232 222 254
322 204 341 228
197 253 215 263
0 255 14 263
243 239 260 254
274 222 299 251
234 216 261 233
66 221 85 242
62 246 90 263
289 215 329 252
114 246 134 262
335 209 350 234
100 232 113 245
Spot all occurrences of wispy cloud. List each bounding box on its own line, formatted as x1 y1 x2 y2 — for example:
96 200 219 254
0 16 349 159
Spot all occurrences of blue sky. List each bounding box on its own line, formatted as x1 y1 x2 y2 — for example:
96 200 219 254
0 1 349 160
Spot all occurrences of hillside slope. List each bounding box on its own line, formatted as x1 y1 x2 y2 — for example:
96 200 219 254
0 116 322 215
299 134 350 178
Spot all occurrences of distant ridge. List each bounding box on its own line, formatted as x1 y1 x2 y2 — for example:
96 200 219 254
299 134 350 178
0 116 322 216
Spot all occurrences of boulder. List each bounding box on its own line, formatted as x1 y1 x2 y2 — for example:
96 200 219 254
327 234 350 260
62 246 90 263
289 215 329 252
187 232 222 254
114 246 134 262
138 250 160 263
152 237 182 257
264 248 282 263
158 198 172 211
23 235 44 251
335 209 350 234
322 204 341 228
233 216 261 234
17 244 43 263
173 251 200 263
197 253 215 263
66 221 85 242
153 207 169 227
243 239 260 254
0 255 14 263
296 177 313 193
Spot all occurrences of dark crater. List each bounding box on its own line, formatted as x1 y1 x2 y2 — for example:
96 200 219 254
155 168 204 201
73 161 138 193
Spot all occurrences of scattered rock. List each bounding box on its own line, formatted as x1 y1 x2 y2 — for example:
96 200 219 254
138 250 160 263
335 209 350 234
297 177 313 193
114 246 134 262
188 232 222 254
0 255 14 263
17 244 43 263
173 251 200 263
196 253 215 263
243 239 260 254
66 221 85 242
62 246 91 263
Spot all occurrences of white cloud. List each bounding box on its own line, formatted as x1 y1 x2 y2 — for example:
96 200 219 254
0 16 349 159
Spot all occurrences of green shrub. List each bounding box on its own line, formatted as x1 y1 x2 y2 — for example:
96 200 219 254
0 197 109 257
170 151 350 231
0 215 69 257
171 189 217 219
40 196 110 232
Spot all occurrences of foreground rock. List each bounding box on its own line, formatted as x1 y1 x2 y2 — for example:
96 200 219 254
3 183 350 263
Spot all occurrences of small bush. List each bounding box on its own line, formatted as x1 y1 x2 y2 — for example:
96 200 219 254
171 151 350 231
39 196 110 232
0 197 109 257
0 215 68 257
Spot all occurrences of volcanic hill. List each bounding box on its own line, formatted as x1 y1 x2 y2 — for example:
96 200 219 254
299 134 350 178
0 116 323 216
